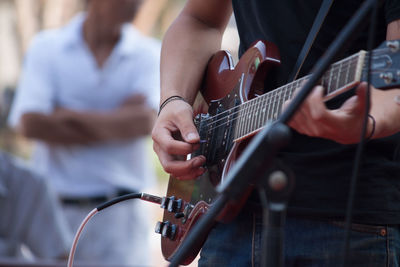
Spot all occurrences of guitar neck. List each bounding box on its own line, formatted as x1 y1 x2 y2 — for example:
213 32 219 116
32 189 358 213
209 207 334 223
233 51 367 141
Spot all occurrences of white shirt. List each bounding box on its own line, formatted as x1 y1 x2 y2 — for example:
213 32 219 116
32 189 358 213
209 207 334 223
8 14 161 197
0 151 71 259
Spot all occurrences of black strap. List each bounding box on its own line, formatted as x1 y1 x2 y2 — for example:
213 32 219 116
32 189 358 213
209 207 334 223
288 0 334 82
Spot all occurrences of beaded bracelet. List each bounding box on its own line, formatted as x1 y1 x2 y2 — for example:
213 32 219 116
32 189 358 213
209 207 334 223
158 95 188 116
366 114 376 141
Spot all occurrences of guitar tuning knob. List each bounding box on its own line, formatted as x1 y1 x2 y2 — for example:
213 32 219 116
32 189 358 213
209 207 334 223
160 196 183 213
387 40 400 52
155 221 177 240
379 72 394 84
167 197 183 213
155 221 164 234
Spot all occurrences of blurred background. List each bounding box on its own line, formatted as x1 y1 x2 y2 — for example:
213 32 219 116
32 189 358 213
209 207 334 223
0 0 239 266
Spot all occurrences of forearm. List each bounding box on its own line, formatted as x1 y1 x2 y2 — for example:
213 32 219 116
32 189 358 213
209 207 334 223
160 2 232 104
19 107 156 145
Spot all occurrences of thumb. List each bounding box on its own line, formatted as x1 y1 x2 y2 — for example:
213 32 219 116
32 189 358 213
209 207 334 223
341 83 368 113
176 108 200 144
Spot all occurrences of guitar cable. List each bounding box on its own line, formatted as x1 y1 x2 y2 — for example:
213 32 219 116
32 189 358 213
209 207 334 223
341 0 378 266
67 3 379 265
67 192 163 267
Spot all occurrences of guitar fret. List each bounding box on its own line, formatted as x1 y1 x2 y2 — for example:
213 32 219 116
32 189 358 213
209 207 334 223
249 99 255 134
244 103 250 137
335 61 341 91
263 96 268 125
265 92 274 123
271 90 276 121
252 98 258 132
236 107 242 139
244 101 251 135
248 101 253 134
270 90 276 121
260 97 266 128
345 57 351 85
235 107 241 140
329 67 334 93
242 104 247 137
287 83 293 102
339 61 347 89
253 98 258 132
274 88 282 119
261 97 266 128
250 99 256 133
256 97 263 130
263 95 269 123
292 81 298 98
275 89 282 120
268 91 274 121
265 93 271 122
233 52 363 140
343 58 352 86
349 57 356 84
242 105 247 138
328 67 333 93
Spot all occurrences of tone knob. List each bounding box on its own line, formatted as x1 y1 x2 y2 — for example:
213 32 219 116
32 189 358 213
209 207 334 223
161 221 177 240
167 196 183 213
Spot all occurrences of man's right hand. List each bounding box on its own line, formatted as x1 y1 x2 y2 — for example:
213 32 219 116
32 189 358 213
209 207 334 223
152 99 206 180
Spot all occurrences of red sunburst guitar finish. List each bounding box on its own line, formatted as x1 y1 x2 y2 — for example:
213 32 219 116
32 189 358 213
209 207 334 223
156 39 400 265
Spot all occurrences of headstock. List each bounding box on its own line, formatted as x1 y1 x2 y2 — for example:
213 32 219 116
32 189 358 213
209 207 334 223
365 39 400 89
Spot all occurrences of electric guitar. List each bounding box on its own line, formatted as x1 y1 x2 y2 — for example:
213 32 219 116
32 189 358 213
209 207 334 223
155 39 400 265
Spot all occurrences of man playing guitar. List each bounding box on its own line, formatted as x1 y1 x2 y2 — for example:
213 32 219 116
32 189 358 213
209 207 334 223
152 0 400 266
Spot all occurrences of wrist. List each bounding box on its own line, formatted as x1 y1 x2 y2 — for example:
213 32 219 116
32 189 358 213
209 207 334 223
158 95 189 116
366 114 376 141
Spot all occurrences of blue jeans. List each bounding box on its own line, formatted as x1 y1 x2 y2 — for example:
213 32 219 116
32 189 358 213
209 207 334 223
198 207 400 267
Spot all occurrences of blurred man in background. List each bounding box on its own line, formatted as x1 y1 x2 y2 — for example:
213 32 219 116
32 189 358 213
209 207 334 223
8 0 160 265
0 151 71 261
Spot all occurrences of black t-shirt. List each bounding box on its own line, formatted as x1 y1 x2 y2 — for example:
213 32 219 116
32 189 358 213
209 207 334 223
232 0 400 224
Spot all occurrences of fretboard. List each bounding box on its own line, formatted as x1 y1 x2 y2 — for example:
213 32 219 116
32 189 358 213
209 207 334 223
233 51 366 141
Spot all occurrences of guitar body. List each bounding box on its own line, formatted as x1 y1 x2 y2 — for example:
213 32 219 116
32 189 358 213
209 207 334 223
160 40 281 265
157 38 400 265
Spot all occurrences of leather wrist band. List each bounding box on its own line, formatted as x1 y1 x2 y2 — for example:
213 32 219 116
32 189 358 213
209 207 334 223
366 114 376 141
158 95 188 116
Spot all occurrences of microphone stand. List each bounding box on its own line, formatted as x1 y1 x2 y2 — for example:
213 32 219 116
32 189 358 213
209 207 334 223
168 0 377 266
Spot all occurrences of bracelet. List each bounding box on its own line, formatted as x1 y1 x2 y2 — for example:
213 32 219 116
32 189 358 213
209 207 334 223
366 114 376 141
158 95 188 116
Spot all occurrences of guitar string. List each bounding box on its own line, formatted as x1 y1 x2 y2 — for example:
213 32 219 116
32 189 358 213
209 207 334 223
201 58 360 131
200 53 361 125
200 60 355 130
195 48 391 135
201 63 395 136
202 65 358 136
199 50 391 132
199 47 389 126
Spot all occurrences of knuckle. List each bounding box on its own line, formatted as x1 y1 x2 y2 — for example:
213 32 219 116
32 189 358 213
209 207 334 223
151 130 157 141
152 142 158 152
312 111 324 121
164 142 175 153
163 163 173 174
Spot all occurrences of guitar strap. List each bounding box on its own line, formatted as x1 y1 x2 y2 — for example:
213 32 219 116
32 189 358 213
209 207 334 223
288 0 334 82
